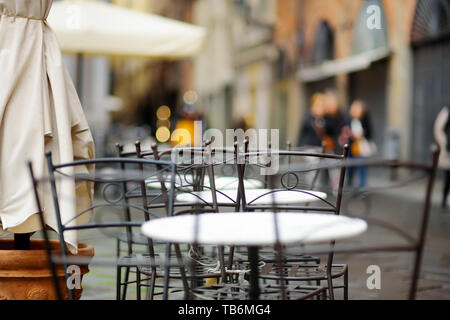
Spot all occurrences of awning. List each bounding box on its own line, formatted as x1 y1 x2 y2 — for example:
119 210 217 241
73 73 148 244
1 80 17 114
47 0 207 58
298 47 391 83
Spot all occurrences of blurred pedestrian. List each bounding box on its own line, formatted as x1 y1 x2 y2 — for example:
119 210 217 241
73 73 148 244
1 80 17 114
299 93 332 148
433 105 450 209
324 89 345 153
340 99 375 188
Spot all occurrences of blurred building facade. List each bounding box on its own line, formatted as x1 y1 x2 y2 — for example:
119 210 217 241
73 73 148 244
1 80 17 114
293 0 412 159
192 0 450 161
193 0 279 136
73 0 450 161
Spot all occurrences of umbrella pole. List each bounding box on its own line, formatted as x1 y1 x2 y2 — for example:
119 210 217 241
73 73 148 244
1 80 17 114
14 233 31 250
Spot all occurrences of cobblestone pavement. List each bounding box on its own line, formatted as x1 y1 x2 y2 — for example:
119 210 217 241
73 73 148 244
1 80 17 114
77 177 450 300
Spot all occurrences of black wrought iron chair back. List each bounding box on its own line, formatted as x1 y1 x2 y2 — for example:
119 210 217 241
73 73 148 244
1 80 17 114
114 142 158 300
114 141 240 300
115 141 220 252
180 145 334 300
229 143 349 299
133 142 246 299
271 145 440 300
173 141 332 300
238 146 349 213
28 151 177 300
137 142 247 214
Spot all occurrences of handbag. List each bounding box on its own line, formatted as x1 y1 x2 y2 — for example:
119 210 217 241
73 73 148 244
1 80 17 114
359 138 377 157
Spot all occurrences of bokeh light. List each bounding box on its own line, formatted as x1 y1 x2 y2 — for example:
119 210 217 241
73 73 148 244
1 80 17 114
156 105 171 120
155 126 171 143
183 90 198 105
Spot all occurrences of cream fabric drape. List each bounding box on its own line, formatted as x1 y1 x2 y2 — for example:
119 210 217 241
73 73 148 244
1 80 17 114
0 0 95 253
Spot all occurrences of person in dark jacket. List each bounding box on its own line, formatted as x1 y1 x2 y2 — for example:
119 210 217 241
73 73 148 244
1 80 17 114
339 99 374 187
299 93 328 147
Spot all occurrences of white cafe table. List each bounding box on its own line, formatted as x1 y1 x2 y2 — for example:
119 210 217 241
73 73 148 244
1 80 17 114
175 188 327 205
141 212 367 299
141 212 367 246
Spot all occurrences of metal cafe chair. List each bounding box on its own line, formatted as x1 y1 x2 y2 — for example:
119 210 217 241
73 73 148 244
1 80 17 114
164 140 325 280
149 178 330 300
158 140 341 300
113 142 197 300
138 142 321 300
28 152 180 300
256 144 440 300
135 143 253 299
231 143 350 299
199 141 324 279
113 142 191 300
167 141 329 300
114 140 225 299
229 140 325 265
162 142 267 272
112 140 234 299
113 142 159 299
114 143 156 262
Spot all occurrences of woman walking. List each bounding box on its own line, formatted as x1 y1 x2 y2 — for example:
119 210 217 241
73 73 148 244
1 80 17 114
339 100 375 188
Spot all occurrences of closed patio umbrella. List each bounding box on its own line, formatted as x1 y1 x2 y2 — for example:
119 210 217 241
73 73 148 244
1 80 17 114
0 0 95 253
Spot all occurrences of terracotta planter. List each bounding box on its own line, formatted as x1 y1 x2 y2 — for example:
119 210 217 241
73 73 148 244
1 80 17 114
0 239 94 300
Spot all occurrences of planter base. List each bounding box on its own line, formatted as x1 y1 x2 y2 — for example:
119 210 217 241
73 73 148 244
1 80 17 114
0 239 94 300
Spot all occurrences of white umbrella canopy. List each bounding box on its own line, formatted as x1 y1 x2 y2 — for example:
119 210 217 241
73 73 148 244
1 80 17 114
47 0 207 58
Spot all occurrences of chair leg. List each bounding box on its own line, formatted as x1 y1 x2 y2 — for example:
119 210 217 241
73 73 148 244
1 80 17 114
326 273 335 300
218 246 227 283
116 266 122 300
326 252 335 300
228 246 235 270
145 243 154 300
409 251 423 300
174 244 191 300
136 268 141 300
162 243 171 300
148 271 157 300
344 267 349 300
121 267 130 300
327 254 334 300
316 280 321 300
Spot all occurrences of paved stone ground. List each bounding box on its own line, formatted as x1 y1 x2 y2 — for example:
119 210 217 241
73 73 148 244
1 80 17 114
74 176 450 300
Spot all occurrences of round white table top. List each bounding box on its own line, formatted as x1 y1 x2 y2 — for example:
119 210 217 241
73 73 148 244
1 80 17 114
175 188 327 205
141 212 367 246
146 176 264 190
